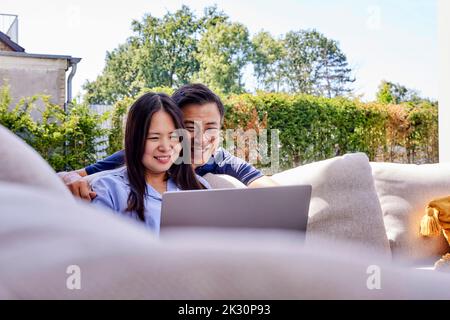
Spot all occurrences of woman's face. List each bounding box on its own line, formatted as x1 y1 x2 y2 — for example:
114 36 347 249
142 110 181 174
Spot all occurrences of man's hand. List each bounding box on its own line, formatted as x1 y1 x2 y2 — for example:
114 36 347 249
247 176 279 188
58 169 96 201
67 179 96 201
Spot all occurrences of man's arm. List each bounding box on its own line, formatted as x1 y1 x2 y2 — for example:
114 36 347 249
247 175 279 188
60 150 125 200
208 148 279 187
84 150 125 175
59 168 94 201
76 169 88 177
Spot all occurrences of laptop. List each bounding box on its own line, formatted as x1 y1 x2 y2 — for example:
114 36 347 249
160 185 311 232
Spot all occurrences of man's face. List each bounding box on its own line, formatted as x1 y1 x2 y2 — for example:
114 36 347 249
182 103 221 167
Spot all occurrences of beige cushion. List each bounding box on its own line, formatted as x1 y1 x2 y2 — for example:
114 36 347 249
0 124 72 199
371 162 450 263
202 173 247 189
2 181 450 299
271 153 391 258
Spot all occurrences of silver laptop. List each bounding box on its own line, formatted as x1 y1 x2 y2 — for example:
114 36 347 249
161 185 311 232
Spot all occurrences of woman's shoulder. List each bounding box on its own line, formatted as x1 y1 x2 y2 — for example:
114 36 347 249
91 167 129 190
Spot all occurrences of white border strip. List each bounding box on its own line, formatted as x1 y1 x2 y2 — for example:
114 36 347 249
439 0 450 162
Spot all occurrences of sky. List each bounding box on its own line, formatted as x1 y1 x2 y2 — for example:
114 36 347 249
0 0 438 102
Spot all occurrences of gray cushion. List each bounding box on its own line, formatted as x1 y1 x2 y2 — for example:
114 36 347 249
0 124 72 199
2 182 450 299
371 162 450 263
272 153 391 258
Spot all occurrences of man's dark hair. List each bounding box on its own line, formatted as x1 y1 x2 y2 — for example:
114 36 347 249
172 83 224 120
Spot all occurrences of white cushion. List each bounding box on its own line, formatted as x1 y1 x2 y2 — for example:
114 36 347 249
371 162 450 263
0 125 72 199
272 153 391 258
202 173 247 189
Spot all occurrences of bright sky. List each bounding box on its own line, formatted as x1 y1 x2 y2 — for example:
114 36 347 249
1 0 437 102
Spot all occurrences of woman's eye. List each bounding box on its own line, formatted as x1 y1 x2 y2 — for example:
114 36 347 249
148 137 159 141
170 134 180 141
186 127 195 132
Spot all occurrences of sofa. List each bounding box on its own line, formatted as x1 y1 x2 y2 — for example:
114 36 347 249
1 124 450 299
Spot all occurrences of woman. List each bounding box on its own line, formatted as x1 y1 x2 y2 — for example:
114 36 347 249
91 92 210 235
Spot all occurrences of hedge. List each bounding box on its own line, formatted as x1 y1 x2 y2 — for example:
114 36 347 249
0 85 108 171
0 85 438 173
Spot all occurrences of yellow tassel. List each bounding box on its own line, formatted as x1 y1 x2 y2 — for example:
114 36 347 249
420 207 442 237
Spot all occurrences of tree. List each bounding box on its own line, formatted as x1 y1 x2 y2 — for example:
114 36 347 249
84 42 143 105
315 37 354 97
132 5 200 88
251 31 286 92
84 6 225 104
84 7 355 103
376 80 423 104
193 21 252 94
84 6 236 104
281 30 354 97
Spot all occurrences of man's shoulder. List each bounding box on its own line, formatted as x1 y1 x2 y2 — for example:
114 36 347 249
213 147 233 161
213 147 245 165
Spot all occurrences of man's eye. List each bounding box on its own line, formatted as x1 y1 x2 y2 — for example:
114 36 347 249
205 128 219 135
186 127 195 132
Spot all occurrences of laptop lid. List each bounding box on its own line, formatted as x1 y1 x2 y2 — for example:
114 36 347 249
161 185 311 231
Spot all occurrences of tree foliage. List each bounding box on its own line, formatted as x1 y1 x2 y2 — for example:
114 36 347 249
85 6 226 104
84 7 355 104
251 31 286 91
281 30 354 97
376 80 426 105
0 85 108 171
194 21 251 94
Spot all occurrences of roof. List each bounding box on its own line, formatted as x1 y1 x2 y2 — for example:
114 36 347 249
0 51 81 66
0 30 25 52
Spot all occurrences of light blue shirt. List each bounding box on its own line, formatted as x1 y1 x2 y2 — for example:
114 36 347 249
91 166 210 235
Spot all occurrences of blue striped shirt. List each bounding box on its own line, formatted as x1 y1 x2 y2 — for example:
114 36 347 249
91 167 210 235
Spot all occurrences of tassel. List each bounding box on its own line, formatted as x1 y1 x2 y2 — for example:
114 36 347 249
420 206 442 237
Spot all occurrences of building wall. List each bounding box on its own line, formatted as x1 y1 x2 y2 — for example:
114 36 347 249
0 55 67 115
439 0 450 162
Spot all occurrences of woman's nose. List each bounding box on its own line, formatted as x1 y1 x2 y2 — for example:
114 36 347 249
158 137 172 151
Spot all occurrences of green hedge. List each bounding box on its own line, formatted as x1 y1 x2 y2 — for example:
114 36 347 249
106 89 438 171
0 85 108 171
223 93 438 170
0 84 438 173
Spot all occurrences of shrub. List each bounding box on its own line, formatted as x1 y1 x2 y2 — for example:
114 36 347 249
0 85 108 171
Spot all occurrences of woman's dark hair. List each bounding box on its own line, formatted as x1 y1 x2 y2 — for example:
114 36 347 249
125 92 205 221
171 83 224 121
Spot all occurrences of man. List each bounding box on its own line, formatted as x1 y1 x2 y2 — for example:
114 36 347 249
62 83 278 200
